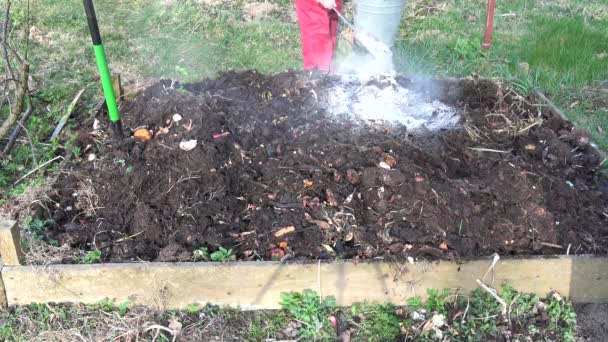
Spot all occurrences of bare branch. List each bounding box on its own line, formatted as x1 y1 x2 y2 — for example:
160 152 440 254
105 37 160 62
1 97 32 156
2 0 14 80
0 61 28 140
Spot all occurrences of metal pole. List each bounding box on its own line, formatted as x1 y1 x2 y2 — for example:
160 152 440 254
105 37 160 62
83 0 122 140
482 0 496 49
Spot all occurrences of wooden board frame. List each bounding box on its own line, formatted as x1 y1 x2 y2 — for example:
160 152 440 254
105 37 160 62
1 255 607 309
0 89 606 309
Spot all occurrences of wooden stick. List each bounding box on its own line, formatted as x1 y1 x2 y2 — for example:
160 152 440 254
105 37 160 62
0 220 24 266
476 279 506 315
13 155 63 185
50 88 86 141
468 147 511 154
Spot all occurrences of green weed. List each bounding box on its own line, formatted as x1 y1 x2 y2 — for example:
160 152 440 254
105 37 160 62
425 288 450 314
184 303 201 315
79 249 102 264
349 303 401 342
210 246 235 262
89 298 129 316
192 247 209 261
279 290 337 341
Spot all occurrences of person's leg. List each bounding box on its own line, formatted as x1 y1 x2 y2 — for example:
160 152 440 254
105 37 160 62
328 0 342 72
295 0 333 71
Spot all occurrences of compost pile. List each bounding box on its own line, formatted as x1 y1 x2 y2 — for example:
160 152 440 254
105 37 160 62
46 71 608 263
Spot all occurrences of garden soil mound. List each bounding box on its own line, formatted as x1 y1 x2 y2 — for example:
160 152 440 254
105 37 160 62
44 71 608 262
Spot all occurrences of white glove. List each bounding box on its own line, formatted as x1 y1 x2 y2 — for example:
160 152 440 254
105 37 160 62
316 0 336 10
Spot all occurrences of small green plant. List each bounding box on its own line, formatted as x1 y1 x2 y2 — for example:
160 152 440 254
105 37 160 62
350 303 401 342
70 145 81 158
192 247 209 261
91 299 129 316
280 290 336 341
80 249 102 264
175 65 189 77
510 70 541 95
451 38 481 61
184 303 200 315
117 301 129 316
546 293 577 341
94 298 116 312
210 246 235 262
425 288 450 314
406 296 424 311
23 216 58 246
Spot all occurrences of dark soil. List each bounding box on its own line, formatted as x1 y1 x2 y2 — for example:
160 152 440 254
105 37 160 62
575 303 608 341
42 71 608 262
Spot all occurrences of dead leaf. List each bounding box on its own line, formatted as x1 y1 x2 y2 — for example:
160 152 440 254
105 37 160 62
439 242 448 250
157 126 170 135
326 189 338 206
422 319 434 332
279 241 288 249
274 226 296 237
599 125 604 133
303 179 314 187
168 317 182 333
305 213 331 230
569 101 579 108
322 244 335 254
597 52 608 60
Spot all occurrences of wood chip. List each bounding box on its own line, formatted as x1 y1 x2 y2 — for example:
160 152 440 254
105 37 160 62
274 226 295 237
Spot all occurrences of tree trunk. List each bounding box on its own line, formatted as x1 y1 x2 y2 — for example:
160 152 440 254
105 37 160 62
0 62 28 141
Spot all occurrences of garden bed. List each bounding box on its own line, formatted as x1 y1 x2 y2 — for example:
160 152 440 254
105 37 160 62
39 71 607 263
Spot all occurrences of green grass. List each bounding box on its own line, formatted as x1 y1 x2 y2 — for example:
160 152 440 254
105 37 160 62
396 0 608 149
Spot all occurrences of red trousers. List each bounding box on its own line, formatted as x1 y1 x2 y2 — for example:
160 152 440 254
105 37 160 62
295 0 342 71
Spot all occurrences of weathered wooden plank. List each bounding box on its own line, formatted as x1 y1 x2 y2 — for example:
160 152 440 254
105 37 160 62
0 220 24 266
2 256 607 309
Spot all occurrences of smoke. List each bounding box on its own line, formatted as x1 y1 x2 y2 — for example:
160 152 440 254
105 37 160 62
335 52 395 83
325 27 460 131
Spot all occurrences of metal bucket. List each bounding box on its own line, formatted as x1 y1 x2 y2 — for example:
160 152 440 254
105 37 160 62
353 0 407 47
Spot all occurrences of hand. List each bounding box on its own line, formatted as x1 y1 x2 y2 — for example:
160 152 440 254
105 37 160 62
316 0 336 10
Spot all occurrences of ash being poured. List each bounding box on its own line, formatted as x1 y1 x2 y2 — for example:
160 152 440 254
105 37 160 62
323 73 461 132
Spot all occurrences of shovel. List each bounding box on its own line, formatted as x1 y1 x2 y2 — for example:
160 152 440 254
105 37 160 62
332 8 393 62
